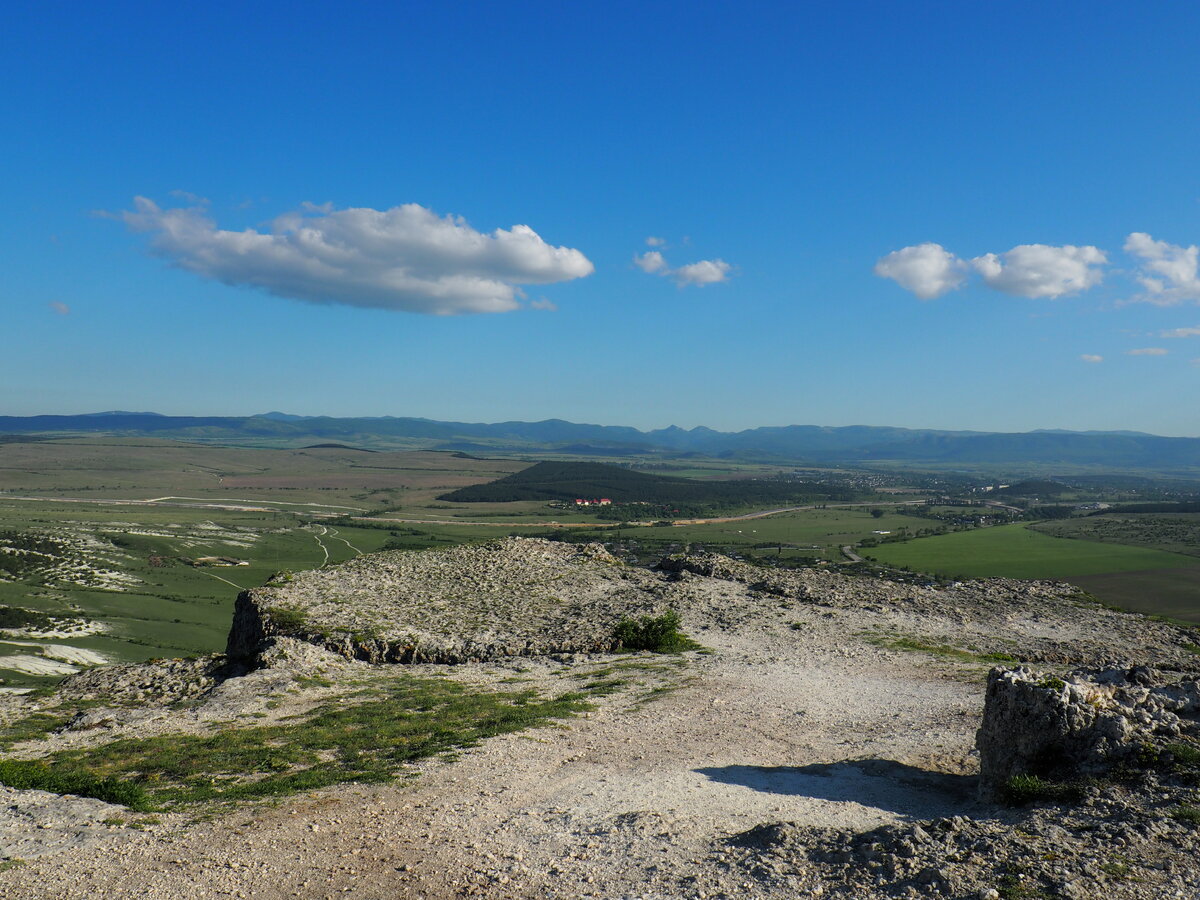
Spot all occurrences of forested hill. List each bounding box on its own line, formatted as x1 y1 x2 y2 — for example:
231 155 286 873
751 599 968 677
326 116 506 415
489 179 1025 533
437 461 847 507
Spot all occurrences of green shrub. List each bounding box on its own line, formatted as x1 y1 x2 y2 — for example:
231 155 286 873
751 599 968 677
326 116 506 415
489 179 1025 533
1166 742 1200 769
614 610 698 653
266 605 308 631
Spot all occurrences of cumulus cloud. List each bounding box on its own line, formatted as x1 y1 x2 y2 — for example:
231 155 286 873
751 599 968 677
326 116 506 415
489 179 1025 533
635 247 733 287
116 197 594 315
876 241 1110 300
634 250 667 273
872 243 966 300
672 259 731 286
1127 347 1169 356
970 244 1107 298
1161 326 1200 338
1124 233 1200 305
1080 354 1103 363
48 301 70 315
645 236 666 247
529 298 557 311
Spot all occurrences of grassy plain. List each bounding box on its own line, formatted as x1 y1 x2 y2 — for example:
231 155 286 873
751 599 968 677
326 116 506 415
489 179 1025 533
862 523 1197 579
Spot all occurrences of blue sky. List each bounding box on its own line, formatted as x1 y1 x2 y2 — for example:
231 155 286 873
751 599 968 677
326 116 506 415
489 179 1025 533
4 1 1200 435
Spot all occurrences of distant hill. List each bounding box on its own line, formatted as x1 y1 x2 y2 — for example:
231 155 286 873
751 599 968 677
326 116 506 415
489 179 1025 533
438 460 842 507
0 413 1197 471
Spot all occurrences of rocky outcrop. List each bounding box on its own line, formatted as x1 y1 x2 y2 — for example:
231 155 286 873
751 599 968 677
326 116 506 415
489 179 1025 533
976 665 1200 797
224 537 1200 671
226 538 673 666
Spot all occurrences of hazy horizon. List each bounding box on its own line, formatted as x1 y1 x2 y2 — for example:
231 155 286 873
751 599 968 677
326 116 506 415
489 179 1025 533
3 409 1198 441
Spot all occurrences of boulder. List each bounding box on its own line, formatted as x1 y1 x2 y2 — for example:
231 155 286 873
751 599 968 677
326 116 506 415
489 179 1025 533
976 666 1200 798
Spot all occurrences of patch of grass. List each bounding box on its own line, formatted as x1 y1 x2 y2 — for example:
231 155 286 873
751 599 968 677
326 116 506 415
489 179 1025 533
865 523 1197 580
1172 803 1200 825
23 674 591 810
294 674 333 689
0 860 26 873
577 677 627 696
614 610 700 653
999 773 1088 806
0 759 150 810
1099 860 1132 879
0 710 76 748
868 634 1018 664
1167 741 1200 769
996 871 1052 900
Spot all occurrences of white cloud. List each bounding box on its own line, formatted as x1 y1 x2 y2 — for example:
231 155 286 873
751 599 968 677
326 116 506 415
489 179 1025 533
1127 347 1169 356
1124 233 1200 305
873 243 966 300
529 298 557 311
1080 354 1103 363
645 236 666 247
1161 326 1200 338
635 248 733 287
672 259 731 286
48 301 70 316
970 244 1107 298
169 189 208 204
634 250 667 273
117 197 594 315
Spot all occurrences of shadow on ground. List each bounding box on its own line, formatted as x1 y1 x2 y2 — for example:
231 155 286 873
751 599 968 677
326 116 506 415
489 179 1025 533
695 760 977 817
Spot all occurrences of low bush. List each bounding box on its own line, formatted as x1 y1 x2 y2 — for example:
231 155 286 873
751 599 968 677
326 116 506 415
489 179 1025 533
614 610 698 653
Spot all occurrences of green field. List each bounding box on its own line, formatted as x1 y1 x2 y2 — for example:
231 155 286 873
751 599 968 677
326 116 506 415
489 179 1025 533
1069 568 1200 624
863 523 1198 579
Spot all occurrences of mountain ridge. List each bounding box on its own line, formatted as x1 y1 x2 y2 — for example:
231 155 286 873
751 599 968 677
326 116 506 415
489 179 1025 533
0 413 1197 470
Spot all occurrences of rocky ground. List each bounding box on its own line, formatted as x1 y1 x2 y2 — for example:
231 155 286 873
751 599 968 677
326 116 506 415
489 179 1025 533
0 537 1198 899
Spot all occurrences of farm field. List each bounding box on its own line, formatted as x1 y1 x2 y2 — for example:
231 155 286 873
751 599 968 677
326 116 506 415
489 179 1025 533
862 523 1197 579
1069 567 1200 624
1032 513 1200 558
534 505 966 565
0 436 526 510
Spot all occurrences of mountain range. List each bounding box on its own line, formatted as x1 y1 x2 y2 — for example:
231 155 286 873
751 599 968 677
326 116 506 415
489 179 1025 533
1 412 1197 471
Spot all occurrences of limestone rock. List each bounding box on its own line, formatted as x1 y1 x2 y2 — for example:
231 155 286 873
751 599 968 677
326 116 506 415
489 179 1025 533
976 665 1200 797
